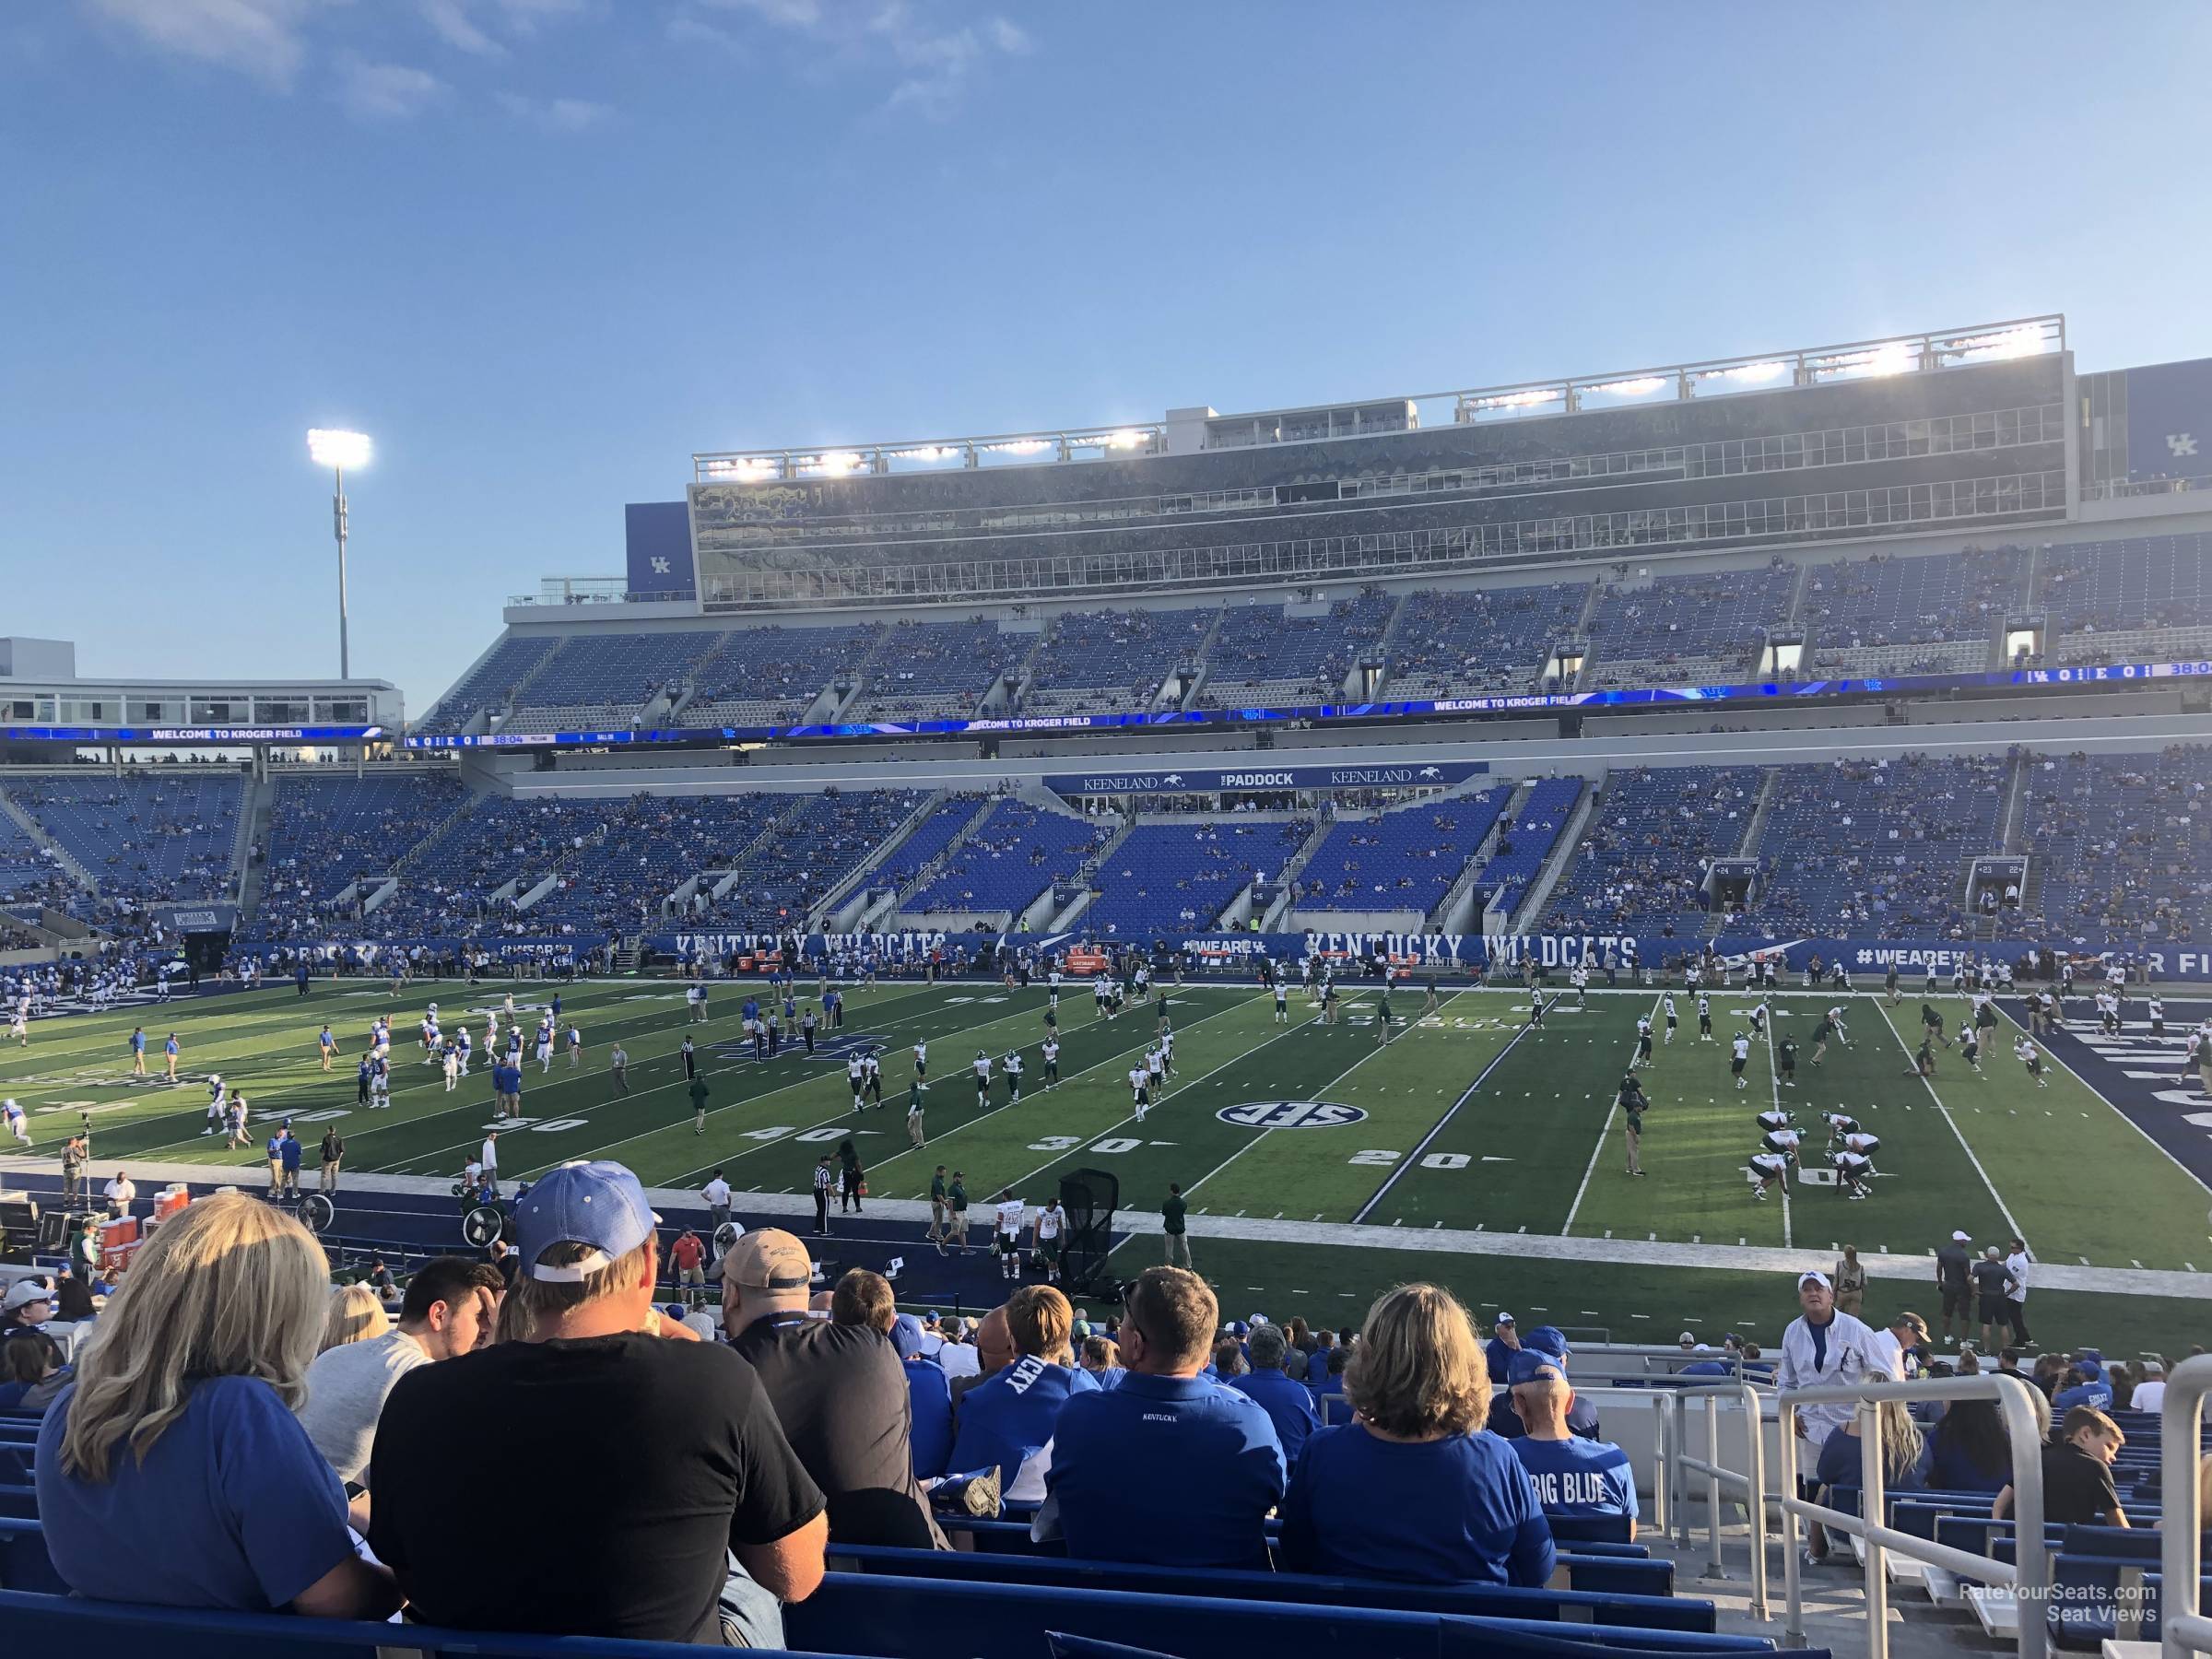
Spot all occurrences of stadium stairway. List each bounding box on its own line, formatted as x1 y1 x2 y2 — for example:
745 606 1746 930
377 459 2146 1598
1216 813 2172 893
1502 777 1599 934
0 792 93 895
808 791 949 932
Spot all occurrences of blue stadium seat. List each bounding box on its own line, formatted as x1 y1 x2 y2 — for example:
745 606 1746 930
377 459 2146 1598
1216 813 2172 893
0 1519 66 1594
784 1572 1757 1657
806 1557 1700 1630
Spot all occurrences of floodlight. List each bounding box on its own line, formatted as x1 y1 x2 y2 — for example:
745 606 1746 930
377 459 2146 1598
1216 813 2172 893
308 429 372 470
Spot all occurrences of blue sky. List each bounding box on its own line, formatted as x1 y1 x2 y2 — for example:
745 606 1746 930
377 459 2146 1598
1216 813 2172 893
3 1 2208 715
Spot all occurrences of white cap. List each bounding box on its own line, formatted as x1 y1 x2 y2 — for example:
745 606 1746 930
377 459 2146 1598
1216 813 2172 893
1495 1311 1515 1324
1952 1230 1971 1242
1799 1270 1832 1289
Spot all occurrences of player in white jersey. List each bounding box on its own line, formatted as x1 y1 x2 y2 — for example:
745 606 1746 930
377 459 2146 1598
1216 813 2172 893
1633 1015 1654 1067
1747 1150 1789 1199
1821 1112 1862 1147
2015 1038 2049 1087
7 1008 25 1046
1825 1006 1849 1046
912 1040 929 1087
2 1098 28 1148
1747 1000 1768 1038
1159 1026 1175 1077
203 1074 227 1135
1273 977 1289 1022
1002 1051 1024 1103
993 1190 1027 1280
455 1026 471 1076
1698 994 1714 1041
2149 996 2167 1037
847 1053 866 1112
1830 1149 1875 1199
441 1040 460 1090
1662 994 1678 1042
1839 1132 1881 1163
1755 1107 1794 1134
1127 1064 1151 1121
1760 1127 1802 1162
1570 965 1589 1009
1728 1031 1752 1088
535 1021 555 1072
1033 1199 1065 1283
1145 1045 1166 1097
371 1054 391 1108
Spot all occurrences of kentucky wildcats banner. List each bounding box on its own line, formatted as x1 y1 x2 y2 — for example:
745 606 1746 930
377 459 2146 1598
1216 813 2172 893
637 927 2212 983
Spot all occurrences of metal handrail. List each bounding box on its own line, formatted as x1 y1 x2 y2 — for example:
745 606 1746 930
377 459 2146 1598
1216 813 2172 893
1777 1373 2050 1659
1648 1381 1769 1618
2161 1352 2212 1659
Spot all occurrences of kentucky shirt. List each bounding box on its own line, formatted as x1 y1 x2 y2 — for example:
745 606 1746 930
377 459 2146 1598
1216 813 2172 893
1048 1371 1285 1569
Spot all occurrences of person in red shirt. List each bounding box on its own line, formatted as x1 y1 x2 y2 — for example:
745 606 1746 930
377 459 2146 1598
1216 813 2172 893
670 1230 708 1310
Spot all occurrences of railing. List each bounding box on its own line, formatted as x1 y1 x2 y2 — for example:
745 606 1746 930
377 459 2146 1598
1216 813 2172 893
1774 1374 2051 1659
2161 1351 2212 1658
1649 1381 1768 1616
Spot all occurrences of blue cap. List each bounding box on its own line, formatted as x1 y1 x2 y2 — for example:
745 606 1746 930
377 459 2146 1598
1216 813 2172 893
1508 1351 1568 1386
516 1160 661 1282
1229 1320 1250 1337
1524 1324 1571 1360
890 1312 927 1356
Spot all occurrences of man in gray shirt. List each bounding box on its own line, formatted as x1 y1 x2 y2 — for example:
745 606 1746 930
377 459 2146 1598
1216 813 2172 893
300 1257 503 1523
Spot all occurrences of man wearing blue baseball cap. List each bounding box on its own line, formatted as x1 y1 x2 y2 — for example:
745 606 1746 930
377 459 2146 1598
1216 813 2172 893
1506 1352 1638 1528
370 1160 829 1646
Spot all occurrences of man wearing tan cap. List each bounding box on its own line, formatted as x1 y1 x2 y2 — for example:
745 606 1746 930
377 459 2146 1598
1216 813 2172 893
723 1229 946 1549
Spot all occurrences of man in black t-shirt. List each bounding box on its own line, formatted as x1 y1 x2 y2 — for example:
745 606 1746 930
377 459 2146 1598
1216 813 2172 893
1933 1230 1972 1347
722 1230 947 1549
371 1161 827 1646
1995 1406 2127 1528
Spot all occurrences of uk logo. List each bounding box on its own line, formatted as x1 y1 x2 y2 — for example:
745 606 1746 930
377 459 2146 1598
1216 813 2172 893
650 556 673 573
2170 434 2200 459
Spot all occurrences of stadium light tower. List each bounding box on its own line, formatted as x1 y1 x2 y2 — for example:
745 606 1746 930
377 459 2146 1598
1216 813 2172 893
307 429 371 679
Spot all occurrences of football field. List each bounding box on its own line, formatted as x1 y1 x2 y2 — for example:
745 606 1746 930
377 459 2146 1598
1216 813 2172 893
5 976 2210 1346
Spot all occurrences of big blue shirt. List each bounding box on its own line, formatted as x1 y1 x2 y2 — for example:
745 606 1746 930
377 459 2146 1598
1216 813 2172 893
1511 1433 1639 1521
1048 1371 1286 1569
35 1376 358 1610
905 1357 955 1482
946 1356 1099 1500
1280 1425 1556 1586
1228 1366 1322 1468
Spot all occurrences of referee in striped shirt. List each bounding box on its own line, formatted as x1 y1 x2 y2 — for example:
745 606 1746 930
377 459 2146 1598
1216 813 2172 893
813 1155 834 1236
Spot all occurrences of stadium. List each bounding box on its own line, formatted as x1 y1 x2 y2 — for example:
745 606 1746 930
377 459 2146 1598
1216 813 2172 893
7 12 2212 1658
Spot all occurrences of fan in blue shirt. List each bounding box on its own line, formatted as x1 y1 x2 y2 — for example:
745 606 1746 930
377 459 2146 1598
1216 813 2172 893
1503 1355 1638 1523
1045 1268 1286 1569
1279 1285 1555 1587
33 1192 399 1620
890 1315 955 1481
2052 1366 2115 1417
946 1295 1100 1502
1227 1324 1322 1467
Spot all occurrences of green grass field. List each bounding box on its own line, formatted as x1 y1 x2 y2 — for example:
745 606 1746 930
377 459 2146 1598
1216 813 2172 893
4 977 2207 1349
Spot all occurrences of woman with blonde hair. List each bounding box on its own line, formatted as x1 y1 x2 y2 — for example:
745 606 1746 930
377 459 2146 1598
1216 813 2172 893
1278 1283 1554 1585
33 1193 400 1618
321 1281 391 1352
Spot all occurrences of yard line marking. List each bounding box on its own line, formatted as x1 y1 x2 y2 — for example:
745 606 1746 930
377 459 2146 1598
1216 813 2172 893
992 1005 1318 1198
1561 993 1664 1236
1870 1002 2027 1244
1101 994 1472 1255
1994 1000 2212 1199
1352 993 1521 1224
1761 998 1792 1249
657 993 1261 1190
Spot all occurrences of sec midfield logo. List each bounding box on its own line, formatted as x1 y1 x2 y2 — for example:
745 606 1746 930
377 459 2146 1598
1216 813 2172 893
1217 1100 1369 1129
